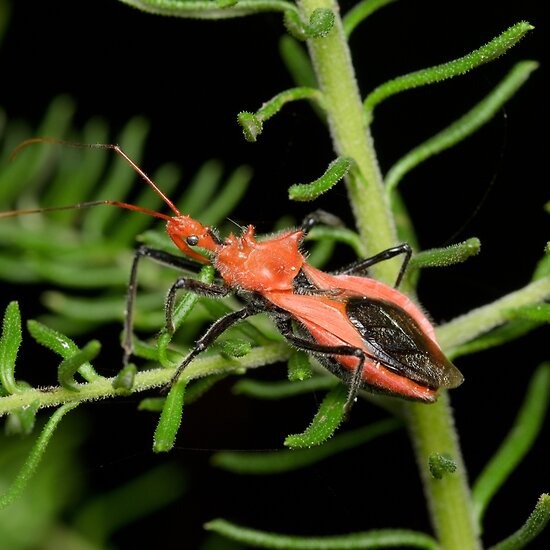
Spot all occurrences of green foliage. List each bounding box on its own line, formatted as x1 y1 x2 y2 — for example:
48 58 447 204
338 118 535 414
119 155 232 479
487 494 550 550
287 350 313 381
0 402 80 511
284 383 348 448
342 0 397 38
288 156 353 201
0 1 547 549
472 364 550 528
385 61 539 199
0 301 22 394
238 87 323 142
364 22 534 122
153 380 187 453
205 518 440 549
212 418 401 473
429 453 458 480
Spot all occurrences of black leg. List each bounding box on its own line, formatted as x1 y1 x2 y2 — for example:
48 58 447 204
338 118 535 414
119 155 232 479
300 209 344 234
274 317 366 413
123 245 204 366
165 277 231 334
336 243 412 288
168 304 260 386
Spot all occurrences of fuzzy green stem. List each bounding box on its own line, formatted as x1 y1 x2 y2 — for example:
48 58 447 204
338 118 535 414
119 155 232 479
437 276 550 351
296 2 479 547
406 395 481 550
298 0 397 283
0 342 291 417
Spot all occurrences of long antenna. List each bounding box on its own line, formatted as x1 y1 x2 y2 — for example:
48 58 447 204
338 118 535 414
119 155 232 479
10 137 182 217
0 200 173 221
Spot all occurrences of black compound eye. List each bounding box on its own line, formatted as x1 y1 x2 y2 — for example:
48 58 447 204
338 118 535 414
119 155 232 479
186 235 199 246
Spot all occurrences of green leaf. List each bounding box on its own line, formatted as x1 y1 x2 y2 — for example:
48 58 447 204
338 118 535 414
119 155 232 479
307 8 335 38
212 419 401 474
283 9 308 41
27 319 101 382
0 96 76 205
447 318 540 361
487 494 550 550
437 276 550 352
0 301 23 394
410 238 481 269
205 518 439 549
364 21 534 120
507 303 550 323
5 400 39 436
288 157 353 201
219 338 252 359
237 112 263 142
41 117 110 218
428 452 458 480
153 380 186 453
472 363 550 527
343 0 397 38
199 165 252 225
139 374 227 412
57 340 101 391
233 375 337 400
284 383 347 448
112 363 138 394
279 35 317 89
305 238 337 269
0 402 79 510
305 225 367 257
82 116 149 239
238 87 323 142
180 159 224 218
385 61 538 196
118 0 301 20
43 290 164 326
138 397 166 412
287 351 312 381
283 8 335 41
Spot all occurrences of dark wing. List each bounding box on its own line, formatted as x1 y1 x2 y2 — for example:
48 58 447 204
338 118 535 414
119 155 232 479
346 297 463 389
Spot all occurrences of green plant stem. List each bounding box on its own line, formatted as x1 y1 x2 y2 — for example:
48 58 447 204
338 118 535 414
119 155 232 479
437 276 550 351
0 342 290 416
296 2 479 548
297 0 397 283
406 394 480 550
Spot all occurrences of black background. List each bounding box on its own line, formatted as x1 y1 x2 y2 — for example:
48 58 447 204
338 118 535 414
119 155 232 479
0 1 548 548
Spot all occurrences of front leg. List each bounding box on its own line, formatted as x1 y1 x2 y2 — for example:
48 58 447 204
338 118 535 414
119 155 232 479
164 277 232 334
123 245 205 366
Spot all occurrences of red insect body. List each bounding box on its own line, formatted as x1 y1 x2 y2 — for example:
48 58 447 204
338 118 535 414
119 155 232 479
216 228 304 291
4 139 463 407
162 220 462 402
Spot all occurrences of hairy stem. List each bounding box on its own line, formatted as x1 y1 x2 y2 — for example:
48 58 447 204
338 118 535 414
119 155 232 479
0 343 290 417
295 2 479 547
297 0 397 283
406 395 481 549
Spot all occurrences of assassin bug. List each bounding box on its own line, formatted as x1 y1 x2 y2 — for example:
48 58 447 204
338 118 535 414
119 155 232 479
4 139 463 411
